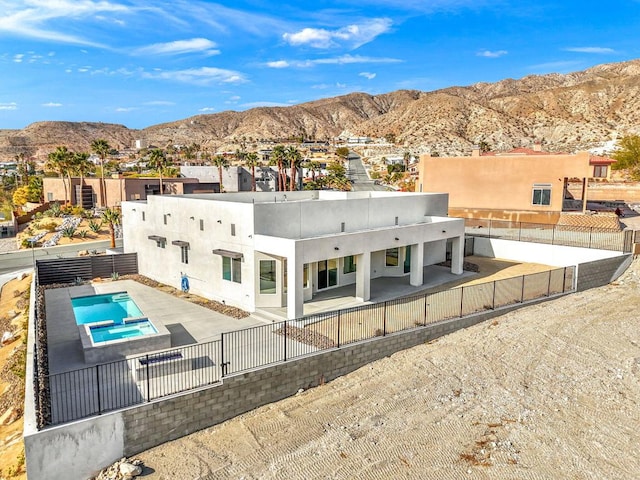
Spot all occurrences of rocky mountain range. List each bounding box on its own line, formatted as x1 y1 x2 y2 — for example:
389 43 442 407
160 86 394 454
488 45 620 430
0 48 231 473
2 59 640 162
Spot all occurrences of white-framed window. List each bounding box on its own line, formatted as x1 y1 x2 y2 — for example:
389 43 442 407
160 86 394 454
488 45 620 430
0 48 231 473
180 246 189 264
386 248 399 266
343 255 356 274
223 256 241 283
593 165 608 178
532 184 552 206
259 260 276 294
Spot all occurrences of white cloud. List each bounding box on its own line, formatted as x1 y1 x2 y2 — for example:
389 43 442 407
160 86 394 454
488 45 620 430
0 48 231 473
42 102 62 107
564 47 615 54
199 107 216 112
359 72 376 79
283 18 392 49
0 102 17 110
115 107 136 112
133 38 220 56
0 1 129 47
143 67 247 86
268 54 402 69
527 60 583 71
13 54 24 63
477 50 508 58
144 100 175 106
266 60 289 68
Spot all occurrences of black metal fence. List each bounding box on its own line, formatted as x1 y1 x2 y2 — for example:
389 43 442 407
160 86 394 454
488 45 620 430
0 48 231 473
37 265 574 427
464 218 633 252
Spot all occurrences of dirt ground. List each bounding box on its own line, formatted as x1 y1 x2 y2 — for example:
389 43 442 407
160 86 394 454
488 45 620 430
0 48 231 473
0 274 30 480
16 216 111 249
134 258 640 480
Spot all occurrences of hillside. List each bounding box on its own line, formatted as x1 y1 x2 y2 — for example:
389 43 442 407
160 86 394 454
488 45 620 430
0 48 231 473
3 59 640 161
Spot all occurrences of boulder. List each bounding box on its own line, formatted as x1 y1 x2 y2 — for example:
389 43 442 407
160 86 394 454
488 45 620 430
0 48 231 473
119 462 142 478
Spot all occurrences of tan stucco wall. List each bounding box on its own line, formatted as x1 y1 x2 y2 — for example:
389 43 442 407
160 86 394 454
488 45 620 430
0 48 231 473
416 152 592 213
43 177 203 207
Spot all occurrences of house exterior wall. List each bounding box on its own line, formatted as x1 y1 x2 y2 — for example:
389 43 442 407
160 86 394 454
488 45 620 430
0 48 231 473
122 191 463 316
180 166 278 192
416 152 592 214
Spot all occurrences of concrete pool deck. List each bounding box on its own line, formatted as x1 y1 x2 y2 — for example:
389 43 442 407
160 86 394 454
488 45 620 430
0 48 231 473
45 280 265 374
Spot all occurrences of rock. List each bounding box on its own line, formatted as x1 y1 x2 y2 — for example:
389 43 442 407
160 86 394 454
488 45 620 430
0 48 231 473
119 462 142 477
1 331 14 345
0 407 20 425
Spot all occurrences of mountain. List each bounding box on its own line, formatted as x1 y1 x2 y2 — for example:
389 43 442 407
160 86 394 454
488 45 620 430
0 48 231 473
3 59 640 162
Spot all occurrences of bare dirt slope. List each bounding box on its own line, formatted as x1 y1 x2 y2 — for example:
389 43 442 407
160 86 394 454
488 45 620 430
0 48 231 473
135 259 640 479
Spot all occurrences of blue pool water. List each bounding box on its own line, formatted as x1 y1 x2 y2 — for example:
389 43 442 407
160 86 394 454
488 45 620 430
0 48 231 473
71 292 143 325
90 319 158 343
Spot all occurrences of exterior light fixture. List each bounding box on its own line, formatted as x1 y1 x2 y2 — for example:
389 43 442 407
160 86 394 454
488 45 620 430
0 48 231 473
334 247 339 250
217 219 222 223
442 230 446 233
395 237 399 241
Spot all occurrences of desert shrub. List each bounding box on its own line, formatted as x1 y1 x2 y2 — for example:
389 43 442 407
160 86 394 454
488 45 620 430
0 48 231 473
88 219 103 233
77 229 89 238
61 226 76 238
46 202 62 217
41 221 57 232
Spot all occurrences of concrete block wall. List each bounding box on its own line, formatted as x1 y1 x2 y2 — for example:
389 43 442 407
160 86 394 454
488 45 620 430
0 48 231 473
576 254 633 291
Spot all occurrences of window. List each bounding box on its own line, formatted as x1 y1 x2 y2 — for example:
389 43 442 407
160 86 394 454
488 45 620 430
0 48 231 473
156 238 165 248
395 216 399 225
386 248 399 266
341 222 345 232
260 260 276 294
180 246 189 264
532 184 552 206
231 223 236 236
343 255 356 274
142 211 146 221
594 165 608 178
47 192 53 202
199 219 204 231
223 256 241 283
163 214 169 225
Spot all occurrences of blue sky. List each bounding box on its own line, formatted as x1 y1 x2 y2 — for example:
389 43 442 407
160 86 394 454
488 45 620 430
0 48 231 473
1 0 639 129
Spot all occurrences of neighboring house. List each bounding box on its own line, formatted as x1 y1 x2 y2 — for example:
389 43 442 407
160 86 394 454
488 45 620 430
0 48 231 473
415 145 603 223
180 165 285 192
122 191 465 319
589 155 616 180
43 176 218 209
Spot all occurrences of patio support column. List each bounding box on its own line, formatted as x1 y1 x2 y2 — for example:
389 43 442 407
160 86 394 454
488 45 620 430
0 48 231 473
409 243 424 286
355 251 371 302
286 247 304 320
450 235 464 275
581 177 588 213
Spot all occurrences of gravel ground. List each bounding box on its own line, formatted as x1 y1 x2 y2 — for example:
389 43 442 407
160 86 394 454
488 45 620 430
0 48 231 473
134 259 640 480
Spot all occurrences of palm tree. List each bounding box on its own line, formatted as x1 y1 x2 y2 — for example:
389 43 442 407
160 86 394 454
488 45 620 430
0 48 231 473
147 149 172 195
14 152 27 186
101 207 121 248
91 139 110 206
403 151 411 172
72 152 94 206
212 155 230 192
269 145 286 191
46 146 72 205
244 152 260 192
285 146 302 191
304 160 322 182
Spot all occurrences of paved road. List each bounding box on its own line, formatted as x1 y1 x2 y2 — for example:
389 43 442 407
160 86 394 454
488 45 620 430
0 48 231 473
346 153 389 192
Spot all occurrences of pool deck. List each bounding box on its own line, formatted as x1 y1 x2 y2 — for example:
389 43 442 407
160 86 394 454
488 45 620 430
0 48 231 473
45 280 264 374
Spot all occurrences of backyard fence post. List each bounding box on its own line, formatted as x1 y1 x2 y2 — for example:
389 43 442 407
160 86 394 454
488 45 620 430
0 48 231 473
145 354 150 401
424 294 428 324
220 333 226 377
521 275 525 302
283 320 287 362
383 302 387 335
492 281 496 309
96 365 101 414
547 270 552 297
518 222 522 241
589 227 593 249
337 312 341 348
460 287 464 318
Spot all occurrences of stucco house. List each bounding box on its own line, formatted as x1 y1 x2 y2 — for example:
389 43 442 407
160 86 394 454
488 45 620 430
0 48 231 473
122 191 465 319
415 145 612 223
43 176 218 209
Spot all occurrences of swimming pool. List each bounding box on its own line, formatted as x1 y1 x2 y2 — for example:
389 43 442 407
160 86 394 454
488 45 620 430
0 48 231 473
89 318 158 343
71 292 143 325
